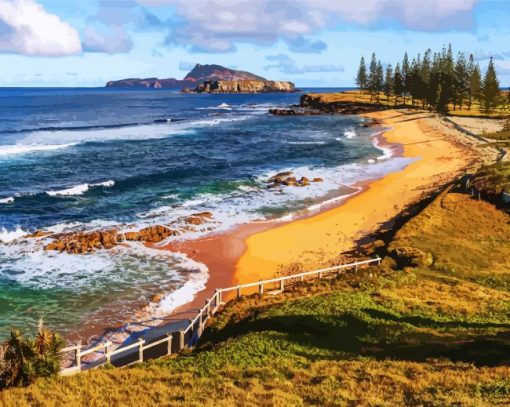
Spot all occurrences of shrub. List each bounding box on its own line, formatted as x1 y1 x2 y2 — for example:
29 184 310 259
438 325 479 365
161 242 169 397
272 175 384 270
0 320 64 389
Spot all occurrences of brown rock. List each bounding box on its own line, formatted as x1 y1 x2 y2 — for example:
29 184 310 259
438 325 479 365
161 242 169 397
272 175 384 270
138 225 178 243
150 294 163 303
124 231 140 241
24 230 52 239
282 177 298 186
267 171 293 183
298 176 310 186
312 177 323 182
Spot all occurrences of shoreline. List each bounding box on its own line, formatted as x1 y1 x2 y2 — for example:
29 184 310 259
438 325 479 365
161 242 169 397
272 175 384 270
67 107 487 350
66 122 394 346
233 109 483 283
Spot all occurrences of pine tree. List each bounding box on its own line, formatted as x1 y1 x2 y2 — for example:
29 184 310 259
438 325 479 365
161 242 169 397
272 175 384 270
419 49 431 108
402 52 410 104
480 57 500 116
409 56 422 106
453 52 468 110
393 63 404 106
375 60 384 102
469 62 482 109
368 52 378 101
384 63 394 100
356 56 368 93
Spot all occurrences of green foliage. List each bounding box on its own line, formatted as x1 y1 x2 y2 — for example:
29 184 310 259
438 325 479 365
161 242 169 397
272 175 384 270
359 44 503 114
0 320 64 389
481 58 501 116
356 56 368 92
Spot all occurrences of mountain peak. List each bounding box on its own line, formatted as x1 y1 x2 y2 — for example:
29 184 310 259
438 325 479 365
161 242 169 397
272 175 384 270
184 64 266 82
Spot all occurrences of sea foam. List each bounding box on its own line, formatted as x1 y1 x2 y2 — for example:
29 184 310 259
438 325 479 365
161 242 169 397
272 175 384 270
0 227 27 243
46 180 115 197
0 143 76 157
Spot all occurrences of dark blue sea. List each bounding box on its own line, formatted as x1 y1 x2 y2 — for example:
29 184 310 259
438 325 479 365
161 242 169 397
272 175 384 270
0 87 411 339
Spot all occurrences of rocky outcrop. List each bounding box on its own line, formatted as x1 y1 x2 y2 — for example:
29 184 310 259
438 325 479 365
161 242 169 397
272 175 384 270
42 211 215 254
105 78 196 89
269 108 321 116
267 172 323 188
190 80 295 94
300 94 385 114
183 64 265 82
106 63 268 89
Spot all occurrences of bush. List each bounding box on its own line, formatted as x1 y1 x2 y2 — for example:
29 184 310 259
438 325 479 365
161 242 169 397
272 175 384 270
0 320 64 389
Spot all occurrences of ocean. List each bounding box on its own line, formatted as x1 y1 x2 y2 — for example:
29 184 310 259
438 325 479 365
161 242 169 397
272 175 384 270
0 87 411 340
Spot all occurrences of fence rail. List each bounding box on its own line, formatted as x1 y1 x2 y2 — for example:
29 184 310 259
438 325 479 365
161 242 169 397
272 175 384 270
60 257 381 375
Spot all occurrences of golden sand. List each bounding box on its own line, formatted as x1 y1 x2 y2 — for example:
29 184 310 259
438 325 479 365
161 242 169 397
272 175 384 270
234 109 484 283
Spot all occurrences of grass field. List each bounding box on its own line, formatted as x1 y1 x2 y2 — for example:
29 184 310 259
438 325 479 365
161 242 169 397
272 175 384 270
2 190 510 406
308 90 510 119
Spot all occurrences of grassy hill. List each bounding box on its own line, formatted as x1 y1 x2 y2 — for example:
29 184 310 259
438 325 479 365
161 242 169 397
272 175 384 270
306 90 510 119
2 188 510 405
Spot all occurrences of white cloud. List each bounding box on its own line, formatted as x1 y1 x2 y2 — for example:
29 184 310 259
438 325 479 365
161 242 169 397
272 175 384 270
0 0 81 56
136 0 479 53
265 53 344 74
82 25 133 54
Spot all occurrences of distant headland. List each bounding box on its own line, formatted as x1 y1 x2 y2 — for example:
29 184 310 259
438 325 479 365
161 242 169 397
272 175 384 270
105 63 295 93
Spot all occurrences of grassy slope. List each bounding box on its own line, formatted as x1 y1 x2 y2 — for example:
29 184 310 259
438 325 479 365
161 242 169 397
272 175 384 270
2 193 510 406
309 90 510 118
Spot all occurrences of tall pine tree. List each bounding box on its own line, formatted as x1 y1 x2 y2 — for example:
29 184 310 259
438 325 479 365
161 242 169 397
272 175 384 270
393 63 404 106
402 52 410 104
481 57 500 116
356 56 368 93
368 52 378 101
384 63 394 100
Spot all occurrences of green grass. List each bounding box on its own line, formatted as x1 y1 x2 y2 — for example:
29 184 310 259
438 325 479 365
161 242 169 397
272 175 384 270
484 130 510 140
3 192 510 406
308 90 510 118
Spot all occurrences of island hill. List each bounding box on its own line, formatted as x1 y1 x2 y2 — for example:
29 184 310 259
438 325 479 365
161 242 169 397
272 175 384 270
105 63 295 93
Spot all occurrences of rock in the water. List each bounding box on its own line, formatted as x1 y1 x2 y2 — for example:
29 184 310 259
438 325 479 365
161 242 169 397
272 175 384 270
44 224 180 254
183 211 214 225
24 230 52 239
267 172 320 188
137 225 179 243
299 176 310 186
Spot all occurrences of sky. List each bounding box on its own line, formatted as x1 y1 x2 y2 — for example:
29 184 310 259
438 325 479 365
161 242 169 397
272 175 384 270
0 0 510 87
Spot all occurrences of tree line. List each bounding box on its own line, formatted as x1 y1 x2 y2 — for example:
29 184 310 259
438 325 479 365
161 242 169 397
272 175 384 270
356 45 503 115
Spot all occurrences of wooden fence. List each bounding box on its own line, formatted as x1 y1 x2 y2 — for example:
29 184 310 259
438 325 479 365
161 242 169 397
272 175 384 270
60 257 381 375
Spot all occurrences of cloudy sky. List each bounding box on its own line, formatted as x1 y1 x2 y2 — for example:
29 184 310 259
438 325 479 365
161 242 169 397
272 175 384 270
0 0 509 87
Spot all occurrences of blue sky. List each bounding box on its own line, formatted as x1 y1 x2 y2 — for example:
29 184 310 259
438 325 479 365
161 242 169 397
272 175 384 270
0 0 509 87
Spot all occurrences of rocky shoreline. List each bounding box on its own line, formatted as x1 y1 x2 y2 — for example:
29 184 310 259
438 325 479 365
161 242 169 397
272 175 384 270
23 169 327 255
183 79 295 93
299 94 387 114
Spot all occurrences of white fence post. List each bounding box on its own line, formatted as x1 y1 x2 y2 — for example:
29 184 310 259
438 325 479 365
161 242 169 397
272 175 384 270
138 339 144 363
75 343 82 370
105 343 110 364
280 280 284 292
259 282 264 295
179 330 185 350
167 333 172 355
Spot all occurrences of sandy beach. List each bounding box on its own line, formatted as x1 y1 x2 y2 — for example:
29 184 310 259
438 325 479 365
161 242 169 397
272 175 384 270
67 107 496 349
167 108 493 307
